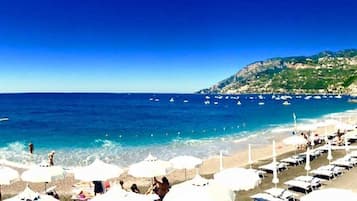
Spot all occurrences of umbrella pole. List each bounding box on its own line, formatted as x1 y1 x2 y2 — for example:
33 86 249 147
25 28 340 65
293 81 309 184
44 182 47 193
184 169 187 180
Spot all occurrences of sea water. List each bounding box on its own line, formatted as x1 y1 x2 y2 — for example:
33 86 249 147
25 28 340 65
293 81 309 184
0 93 356 167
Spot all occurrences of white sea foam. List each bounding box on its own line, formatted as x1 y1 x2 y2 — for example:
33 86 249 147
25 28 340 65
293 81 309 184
1 109 356 169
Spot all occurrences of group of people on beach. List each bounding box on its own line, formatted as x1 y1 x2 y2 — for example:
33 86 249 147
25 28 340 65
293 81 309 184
85 177 170 201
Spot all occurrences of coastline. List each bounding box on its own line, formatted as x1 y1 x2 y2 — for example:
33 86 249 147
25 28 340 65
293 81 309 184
2 109 356 197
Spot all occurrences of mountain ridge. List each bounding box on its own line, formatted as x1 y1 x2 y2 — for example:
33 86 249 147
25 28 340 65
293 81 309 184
198 49 357 94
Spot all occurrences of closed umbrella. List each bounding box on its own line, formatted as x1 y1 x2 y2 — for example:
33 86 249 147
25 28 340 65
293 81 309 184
327 141 333 164
300 188 357 201
169 156 202 180
163 174 235 201
74 159 123 181
0 166 19 201
128 154 172 178
213 168 261 191
305 148 311 176
272 140 279 188
21 166 64 191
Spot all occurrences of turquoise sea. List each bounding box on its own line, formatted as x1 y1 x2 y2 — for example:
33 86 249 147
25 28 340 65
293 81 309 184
0 93 356 167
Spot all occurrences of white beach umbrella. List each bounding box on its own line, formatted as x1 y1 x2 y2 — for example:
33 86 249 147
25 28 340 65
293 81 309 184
128 154 172 178
327 141 333 164
305 148 311 176
169 155 202 170
0 166 19 200
300 188 357 201
21 165 64 191
4 186 59 201
22 166 64 183
272 140 279 188
0 166 19 185
248 144 253 168
163 174 235 201
90 185 159 201
283 135 307 146
213 168 261 191
74 159 123 181
169 155 202 179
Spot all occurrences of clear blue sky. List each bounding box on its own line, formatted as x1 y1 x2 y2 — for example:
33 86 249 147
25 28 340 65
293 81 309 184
1 0 357 93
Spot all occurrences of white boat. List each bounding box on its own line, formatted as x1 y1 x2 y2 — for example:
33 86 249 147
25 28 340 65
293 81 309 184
154 98 160 102
335 94 342 99
237 101 242 105
205 96 210 99
213 101 219 105
313 95 321 99
258 102 265 105
282 101 291 106
258 95 264 99
0 117 9 122
304 96 312 100
183 99 189 103
169 97 175 102
204 100 210 105
149 98 154 101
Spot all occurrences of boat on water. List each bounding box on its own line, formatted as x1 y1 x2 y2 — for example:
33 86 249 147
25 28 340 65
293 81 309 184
213 101 218 105
237 101 242 105
169 97 175 103
304 96 312 100
335 94 342 99
258 102 265 105
282 101 291 106
0 117 9 122
183 99 189 103
313 95 321 99
204 100 210 105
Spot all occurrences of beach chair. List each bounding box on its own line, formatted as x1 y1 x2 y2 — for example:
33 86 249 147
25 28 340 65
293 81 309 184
318 165 345 175
293 176 325 189
331 158 354 169
281 156 304 166
284 179 312 194
251 192 286 201
310 169 335 180
264 187 296 201
259 162 288 173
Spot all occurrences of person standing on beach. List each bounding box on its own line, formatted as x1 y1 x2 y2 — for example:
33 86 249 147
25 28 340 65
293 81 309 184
48 151 55 166
28 142 34 154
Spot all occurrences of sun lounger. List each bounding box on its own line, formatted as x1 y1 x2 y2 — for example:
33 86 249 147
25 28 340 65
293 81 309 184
294 176 325 189
264 187 296 201
280 157 304 166
251 193 285 201
331 159 354 169
251 168 267 178
318 165 345 175
259 162 288 173
284 179 312 194
310 169 335 180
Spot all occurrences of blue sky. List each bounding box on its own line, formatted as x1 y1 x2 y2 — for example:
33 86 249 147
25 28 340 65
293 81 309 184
1 0 357 93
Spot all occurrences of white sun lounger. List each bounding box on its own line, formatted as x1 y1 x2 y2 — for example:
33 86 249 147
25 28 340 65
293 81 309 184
331 159 354 169
318 165 345 175
280 157 304 166
264 187 296 201
251 193 285 201
284 180 312 193
310 169 335 180
259 162 288 173
294 175 324 189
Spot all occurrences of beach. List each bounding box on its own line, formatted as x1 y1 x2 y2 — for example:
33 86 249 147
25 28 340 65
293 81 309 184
2 114 357 201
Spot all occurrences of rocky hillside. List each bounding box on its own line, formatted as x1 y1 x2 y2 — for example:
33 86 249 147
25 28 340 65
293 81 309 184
198 49 357 94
